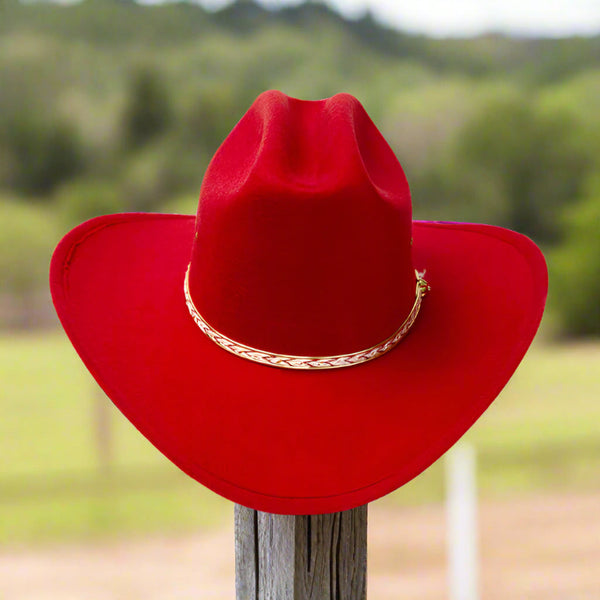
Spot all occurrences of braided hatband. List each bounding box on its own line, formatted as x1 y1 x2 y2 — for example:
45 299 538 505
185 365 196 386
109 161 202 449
184 264 429 370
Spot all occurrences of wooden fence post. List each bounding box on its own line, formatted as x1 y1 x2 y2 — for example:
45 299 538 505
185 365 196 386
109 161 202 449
93 387 113 475
235 504 368 600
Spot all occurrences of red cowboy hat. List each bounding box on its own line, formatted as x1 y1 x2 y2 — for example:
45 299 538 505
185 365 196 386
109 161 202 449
50 90 547 514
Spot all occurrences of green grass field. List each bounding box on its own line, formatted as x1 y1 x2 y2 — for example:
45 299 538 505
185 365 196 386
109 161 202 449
1 330 599 545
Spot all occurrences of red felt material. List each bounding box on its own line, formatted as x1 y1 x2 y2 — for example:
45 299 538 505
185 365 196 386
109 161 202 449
50 91 547 514
189 91 414 356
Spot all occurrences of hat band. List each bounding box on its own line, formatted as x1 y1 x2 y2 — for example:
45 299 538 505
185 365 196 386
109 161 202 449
184 264 429 370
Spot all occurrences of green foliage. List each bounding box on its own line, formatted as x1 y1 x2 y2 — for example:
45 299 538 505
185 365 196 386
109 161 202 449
182 85 242 155
54 179 123 228
122 67 172 150
119 134 205 210
0 114 85 196
451 95 590 243
0 198 58 296
3 1 598 81
551 174 600 337
412 159 509 225
160 193 199 216
0 0 599 334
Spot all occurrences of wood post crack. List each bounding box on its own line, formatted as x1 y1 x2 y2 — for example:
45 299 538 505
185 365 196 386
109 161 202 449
235 504 367 600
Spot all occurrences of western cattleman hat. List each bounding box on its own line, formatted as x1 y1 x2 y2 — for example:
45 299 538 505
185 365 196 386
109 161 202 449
50 90 548 514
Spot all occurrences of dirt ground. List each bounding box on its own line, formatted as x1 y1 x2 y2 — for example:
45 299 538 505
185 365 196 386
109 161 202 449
1 490 598 599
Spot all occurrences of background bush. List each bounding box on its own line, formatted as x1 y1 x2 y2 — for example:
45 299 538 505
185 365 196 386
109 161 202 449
1 0 599 335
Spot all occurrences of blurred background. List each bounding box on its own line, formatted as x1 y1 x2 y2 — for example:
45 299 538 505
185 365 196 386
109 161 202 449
1 0 599 598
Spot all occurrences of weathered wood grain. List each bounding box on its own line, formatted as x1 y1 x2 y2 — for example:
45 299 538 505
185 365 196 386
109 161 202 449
235 504 258 600
235 504 367 600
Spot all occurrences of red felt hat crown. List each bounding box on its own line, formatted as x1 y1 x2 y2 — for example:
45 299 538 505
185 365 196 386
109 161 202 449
188 91 415 357
50 90 548 514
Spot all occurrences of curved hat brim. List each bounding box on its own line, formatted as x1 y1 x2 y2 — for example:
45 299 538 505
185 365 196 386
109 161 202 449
50 213 547 514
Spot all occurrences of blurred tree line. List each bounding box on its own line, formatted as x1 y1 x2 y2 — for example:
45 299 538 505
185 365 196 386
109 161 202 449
1 0 599 335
